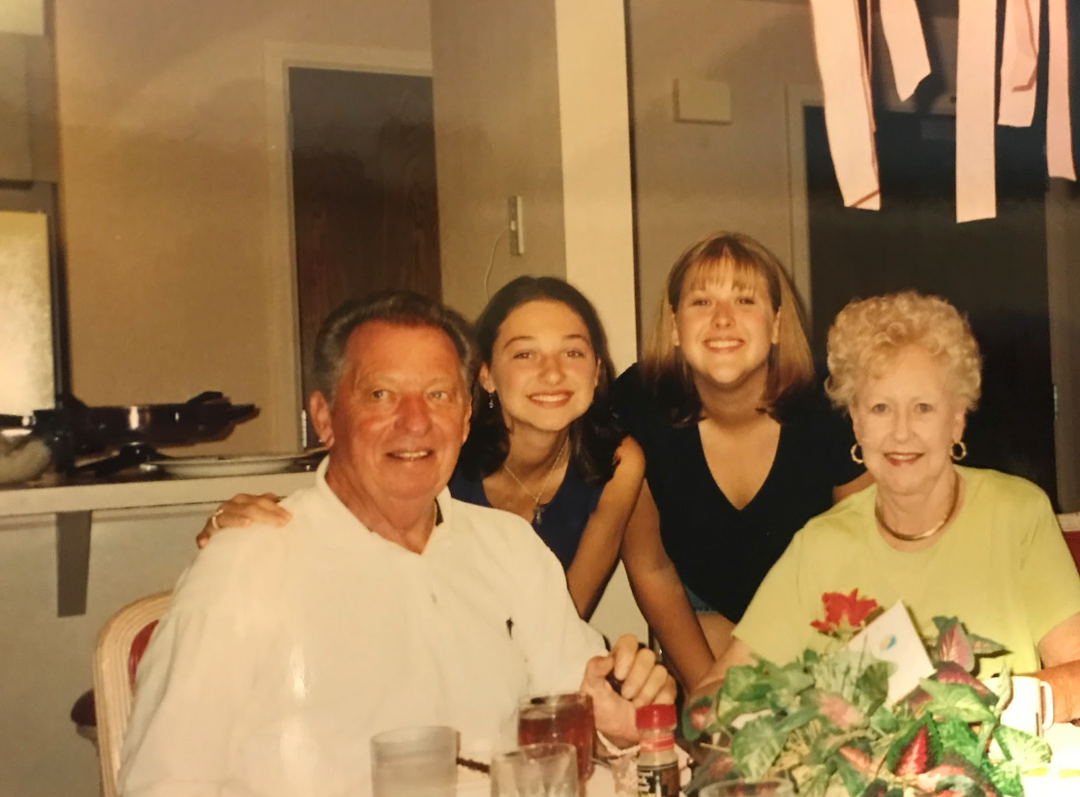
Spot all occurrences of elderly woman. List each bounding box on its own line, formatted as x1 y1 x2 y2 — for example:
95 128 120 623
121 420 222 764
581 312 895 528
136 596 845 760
694 291 1080 722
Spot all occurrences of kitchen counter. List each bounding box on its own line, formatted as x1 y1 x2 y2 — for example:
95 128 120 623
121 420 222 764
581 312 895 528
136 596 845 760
0 464 318 616
0 465 318 516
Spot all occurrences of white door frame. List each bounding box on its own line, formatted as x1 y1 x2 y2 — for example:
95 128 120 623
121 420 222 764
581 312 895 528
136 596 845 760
784 83 823 327
262 42 432 448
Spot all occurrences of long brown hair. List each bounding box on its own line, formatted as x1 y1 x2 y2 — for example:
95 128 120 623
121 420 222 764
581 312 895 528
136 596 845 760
640 232 814 425
456 276 622 484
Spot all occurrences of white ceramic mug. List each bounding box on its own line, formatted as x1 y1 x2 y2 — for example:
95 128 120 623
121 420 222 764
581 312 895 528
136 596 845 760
984 675 1055 738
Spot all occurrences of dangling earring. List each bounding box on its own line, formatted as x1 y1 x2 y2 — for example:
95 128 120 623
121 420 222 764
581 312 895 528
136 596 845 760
850 444 864 465
488 392 496 410
951 441 968 462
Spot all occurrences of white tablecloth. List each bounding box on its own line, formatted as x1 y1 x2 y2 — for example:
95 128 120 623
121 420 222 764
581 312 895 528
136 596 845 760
1021 723 1080 797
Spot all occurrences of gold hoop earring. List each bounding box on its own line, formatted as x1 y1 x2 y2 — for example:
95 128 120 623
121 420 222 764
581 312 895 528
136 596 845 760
951 441 968 462
488 392 496 410
850 444 864 465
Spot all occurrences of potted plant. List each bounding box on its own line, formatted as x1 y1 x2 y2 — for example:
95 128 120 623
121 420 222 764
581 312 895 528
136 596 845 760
682 591 1052 797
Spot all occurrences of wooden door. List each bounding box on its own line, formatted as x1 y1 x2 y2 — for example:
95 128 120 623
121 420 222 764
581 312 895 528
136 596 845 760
289 67 441 440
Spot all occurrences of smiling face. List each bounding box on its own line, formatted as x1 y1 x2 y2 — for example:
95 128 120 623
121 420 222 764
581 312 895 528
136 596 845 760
849 345 966 500
478 299 600 435
672 264 780 393
310 321 471 518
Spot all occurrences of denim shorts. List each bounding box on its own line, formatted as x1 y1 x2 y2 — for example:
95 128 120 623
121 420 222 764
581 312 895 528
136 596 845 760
684 584 719 615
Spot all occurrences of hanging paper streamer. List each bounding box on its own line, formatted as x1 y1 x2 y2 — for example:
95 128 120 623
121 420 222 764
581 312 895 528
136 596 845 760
1047 0 1076 179
998 0 1039 127
880 0 930 101
956 0 997 223
807 0 879 210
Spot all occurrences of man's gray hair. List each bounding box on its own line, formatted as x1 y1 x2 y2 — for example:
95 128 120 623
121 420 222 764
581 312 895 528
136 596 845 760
313 291 478 401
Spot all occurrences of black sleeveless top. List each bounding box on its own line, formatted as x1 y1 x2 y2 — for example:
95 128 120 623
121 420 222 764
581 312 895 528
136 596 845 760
612 364 863 622
448 464 603 571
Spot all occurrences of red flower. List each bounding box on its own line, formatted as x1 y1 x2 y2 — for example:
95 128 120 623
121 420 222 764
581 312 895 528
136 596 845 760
810 589 879 636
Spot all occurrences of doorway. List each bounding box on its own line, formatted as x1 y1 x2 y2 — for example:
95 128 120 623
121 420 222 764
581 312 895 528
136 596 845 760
804 106 1057 504
288 66 441 443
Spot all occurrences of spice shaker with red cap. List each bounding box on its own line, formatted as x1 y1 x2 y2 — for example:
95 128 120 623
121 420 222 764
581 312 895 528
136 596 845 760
636 703 679 796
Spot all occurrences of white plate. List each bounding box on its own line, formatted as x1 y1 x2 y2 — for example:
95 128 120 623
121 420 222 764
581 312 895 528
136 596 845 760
142 453 312 478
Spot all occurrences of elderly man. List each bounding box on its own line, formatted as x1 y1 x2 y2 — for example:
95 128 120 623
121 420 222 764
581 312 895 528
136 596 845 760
120 292 673 796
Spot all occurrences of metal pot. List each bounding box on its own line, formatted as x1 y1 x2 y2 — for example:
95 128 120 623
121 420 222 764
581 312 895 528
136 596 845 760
0 392 257 472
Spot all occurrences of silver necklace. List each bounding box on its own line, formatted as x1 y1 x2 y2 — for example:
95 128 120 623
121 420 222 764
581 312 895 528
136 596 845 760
502 438 569 526
875 472 961 542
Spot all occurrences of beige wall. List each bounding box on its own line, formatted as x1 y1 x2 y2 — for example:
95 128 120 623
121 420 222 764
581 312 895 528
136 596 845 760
432 1 645 641
628 0 819 336
430 0 567 321
54 0 431 454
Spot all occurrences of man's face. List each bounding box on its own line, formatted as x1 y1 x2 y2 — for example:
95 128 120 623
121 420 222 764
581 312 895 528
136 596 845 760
310 321 471 515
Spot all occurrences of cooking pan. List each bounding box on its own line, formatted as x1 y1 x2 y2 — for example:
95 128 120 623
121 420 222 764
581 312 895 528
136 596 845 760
0 391 257 470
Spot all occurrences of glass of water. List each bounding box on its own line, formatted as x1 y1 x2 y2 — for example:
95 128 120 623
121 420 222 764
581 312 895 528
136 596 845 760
370 725 457 797
490 743 579 797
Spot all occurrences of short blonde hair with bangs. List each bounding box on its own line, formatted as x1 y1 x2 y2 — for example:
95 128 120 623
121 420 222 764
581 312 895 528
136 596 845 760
641 232 815 424
825 291 982 413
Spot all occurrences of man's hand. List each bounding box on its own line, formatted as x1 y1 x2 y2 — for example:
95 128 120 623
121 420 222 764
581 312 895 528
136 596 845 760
580 634 676 744
195 493 290 548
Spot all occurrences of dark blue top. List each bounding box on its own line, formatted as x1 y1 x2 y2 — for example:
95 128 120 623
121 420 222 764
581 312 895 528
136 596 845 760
612 363 864 622
449 464 603 571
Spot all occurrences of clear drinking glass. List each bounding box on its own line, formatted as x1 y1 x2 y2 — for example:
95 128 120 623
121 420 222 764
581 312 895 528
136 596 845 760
699 777 796 797
517 693 594 793
490 743 579 797
370 725 458 797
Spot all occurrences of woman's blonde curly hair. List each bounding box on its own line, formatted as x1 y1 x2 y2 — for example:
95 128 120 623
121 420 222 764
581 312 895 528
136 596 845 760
825 291 982 413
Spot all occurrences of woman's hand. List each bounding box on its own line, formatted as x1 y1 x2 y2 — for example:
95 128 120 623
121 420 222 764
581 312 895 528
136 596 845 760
195 493 292 548
1036 611 1080 722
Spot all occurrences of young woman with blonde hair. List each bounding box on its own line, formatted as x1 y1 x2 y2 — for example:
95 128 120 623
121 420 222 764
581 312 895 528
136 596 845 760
615 232 870 686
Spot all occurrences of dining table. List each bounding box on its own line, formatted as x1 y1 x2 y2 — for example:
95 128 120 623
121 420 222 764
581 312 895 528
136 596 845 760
455 760 623 796
1022 721 1080 797
453 724 1080 795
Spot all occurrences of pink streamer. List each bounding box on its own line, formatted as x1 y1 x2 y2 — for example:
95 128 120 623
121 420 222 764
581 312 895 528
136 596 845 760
808 0 880 210
998 0 1039 127
1047 0 1076 179
956 0 997 222
880 0 930 101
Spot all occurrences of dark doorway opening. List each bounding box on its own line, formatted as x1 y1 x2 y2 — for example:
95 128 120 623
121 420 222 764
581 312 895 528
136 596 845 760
805 106 1056 505
289 67 441 442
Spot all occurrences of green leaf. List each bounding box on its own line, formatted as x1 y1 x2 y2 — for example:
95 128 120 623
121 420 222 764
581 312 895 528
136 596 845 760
861 780 890 797
969 632 1007 657
853 660 892 713
774 661 815 696
869 704 900 735
730 715 786 781
993 725 1052 767
937 773 996 797
775 705 817 734
885 717 941 775
722 664 772 702
936 619 976 672
985 760 1024 797
937 717 983 766
811 649 871 700
918 678 996 723
833 751 866 796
